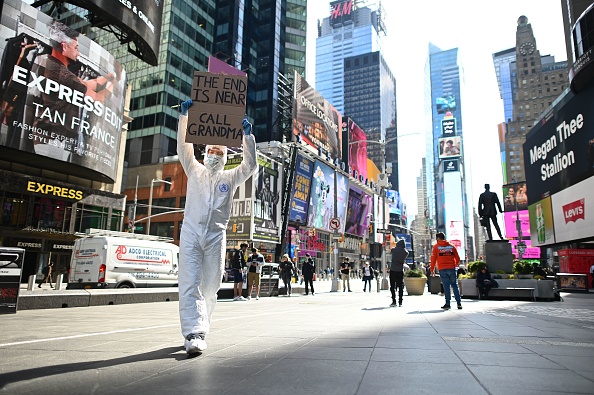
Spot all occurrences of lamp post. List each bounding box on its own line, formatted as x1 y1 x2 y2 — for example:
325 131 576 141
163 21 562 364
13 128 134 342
147 178 172 235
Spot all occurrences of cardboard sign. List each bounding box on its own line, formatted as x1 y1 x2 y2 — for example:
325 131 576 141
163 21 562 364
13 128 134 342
186 71 248 147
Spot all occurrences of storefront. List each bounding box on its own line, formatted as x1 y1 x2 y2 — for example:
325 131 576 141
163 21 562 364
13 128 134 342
0 170 126 282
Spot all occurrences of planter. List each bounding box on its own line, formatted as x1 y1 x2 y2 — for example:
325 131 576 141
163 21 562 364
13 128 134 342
404 277 427 295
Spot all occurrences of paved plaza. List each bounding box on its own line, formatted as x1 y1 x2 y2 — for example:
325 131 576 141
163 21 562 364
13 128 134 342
1 280 594 395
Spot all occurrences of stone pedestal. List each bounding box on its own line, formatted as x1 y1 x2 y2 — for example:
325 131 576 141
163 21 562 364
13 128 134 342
484 240 513 273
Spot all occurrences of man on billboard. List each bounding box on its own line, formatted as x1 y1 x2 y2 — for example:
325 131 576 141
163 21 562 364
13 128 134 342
177 100 257 355
30 21 116 162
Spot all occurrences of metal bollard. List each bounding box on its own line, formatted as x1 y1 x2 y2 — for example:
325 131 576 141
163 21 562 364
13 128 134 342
28 274 36 290
55 274 64 290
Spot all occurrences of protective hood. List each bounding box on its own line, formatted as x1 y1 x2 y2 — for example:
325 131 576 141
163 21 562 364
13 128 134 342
204 144 228 173
396 239 406 249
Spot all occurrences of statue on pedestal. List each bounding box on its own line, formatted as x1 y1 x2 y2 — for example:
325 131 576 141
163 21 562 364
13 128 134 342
478 184 504 241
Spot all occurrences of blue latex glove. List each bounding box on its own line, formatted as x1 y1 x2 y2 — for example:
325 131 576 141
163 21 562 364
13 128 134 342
242 117 252 135
181 99 192 115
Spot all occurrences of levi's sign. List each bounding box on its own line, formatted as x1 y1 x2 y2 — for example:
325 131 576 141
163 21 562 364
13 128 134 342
187 71 247 147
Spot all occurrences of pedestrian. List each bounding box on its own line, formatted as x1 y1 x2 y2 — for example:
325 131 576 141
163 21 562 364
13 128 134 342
279 254 295 296
339 257 352 292
591 262 594 288
232 243 249 301
389 238 408 307
362 262 374 292
177 99 257 355
247 248 265 300
302 253 315 295
38 260 54 288
430 232 462 310
476 266 495 299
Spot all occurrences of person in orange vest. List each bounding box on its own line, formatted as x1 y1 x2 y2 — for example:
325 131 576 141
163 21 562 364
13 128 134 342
430 232 462 310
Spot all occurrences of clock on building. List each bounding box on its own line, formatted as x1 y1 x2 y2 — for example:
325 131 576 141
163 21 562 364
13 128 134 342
519 42 535 56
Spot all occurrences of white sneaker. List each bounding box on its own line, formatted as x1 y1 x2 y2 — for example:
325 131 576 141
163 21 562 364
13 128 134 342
256 296 260 300
233 296 239 301
247 296 251 300
185 333 207 354
238 296 246 301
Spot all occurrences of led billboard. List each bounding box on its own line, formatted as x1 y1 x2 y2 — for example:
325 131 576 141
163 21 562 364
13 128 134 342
288 154 314 224
528 196 555 247
253 157 282 243
510 239 541 259
67 0 164 66
346 118 368 182
502 182 528 212
504 210 531 239
386 190 403 215
436 95 456 114
443 171 465 259
307 160 348 233
551 176 594 243
524 83 594 203
0 4 126 183
438 136 462 159
292 72 342 159
344 186 371 237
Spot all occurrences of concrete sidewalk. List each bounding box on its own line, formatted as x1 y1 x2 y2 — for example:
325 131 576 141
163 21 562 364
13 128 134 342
2 280 594 394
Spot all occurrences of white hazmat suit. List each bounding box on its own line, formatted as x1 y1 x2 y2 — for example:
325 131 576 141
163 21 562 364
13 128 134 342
177 110 257 346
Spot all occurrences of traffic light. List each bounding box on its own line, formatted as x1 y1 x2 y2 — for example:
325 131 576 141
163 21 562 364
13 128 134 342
232 223 237 232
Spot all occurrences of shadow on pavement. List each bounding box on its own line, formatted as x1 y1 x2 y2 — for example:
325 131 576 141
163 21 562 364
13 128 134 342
0 346 184 390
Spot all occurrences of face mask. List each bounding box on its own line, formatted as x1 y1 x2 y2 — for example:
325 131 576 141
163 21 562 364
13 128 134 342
204 154 223 171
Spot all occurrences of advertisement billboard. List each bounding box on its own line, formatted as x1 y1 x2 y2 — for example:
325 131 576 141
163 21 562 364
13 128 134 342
438 136 462 159
67 0 164 66
253 157 282 243
436 95 456 114
307 160 348 233
0 5 126 183
346 118 368 182
551 176 594 243
523 83 594 203
510 239 541 259
528 196 555 247
329 0 353 27
289 154 314 224
503 210 531 239
344 186 371 237
443 171 465 259
502 182 529 212
441 118 456 136
386 190 403 216
225 155 254 240
292 72 342 159
443 159 459 172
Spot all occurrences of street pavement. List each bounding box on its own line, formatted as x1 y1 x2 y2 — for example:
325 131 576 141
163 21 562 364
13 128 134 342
2 280 594 395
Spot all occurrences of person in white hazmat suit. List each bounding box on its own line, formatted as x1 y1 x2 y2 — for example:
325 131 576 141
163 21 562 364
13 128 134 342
177 99 257 354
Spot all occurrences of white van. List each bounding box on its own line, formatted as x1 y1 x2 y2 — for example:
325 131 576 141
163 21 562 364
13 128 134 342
67 234 179 289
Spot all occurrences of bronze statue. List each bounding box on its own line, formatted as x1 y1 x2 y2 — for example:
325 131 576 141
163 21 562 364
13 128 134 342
478 184 504 241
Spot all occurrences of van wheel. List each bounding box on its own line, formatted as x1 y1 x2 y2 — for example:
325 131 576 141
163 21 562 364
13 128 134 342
116 282 134 289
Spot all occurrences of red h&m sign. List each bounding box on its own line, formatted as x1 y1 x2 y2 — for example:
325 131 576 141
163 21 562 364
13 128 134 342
331 0 352 19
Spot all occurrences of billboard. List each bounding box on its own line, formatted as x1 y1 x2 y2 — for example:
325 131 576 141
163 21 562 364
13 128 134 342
441 118 456 136
528 196 555 247
0 5 126 183
329 0 353 27
346 118 368 182
524 83 594 203
307 160 348 232
443 159 459 172
225 155 253 240
67 0 164 66
292 72 342 159
253 157 282 243
443 171 465 259
510 239 541 259
438 136 462 158
344 186 371 237
503 210 531 239
502 182 529 212
436 95 456 114
386 190 403 216
289 154 314 224
551 176 594 243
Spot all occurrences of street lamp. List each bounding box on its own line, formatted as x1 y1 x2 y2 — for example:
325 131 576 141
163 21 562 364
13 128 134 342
147 178 172 235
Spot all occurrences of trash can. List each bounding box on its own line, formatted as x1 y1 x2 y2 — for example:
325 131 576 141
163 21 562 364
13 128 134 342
428 275 442 294
0 247 25 314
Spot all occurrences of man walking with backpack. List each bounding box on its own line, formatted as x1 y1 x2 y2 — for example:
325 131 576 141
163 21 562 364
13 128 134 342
389 238 408 307
430 232 462 310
